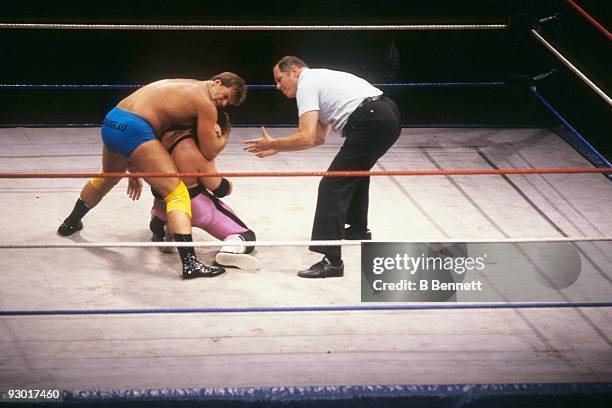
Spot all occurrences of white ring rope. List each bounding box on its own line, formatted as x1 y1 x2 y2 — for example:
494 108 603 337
0 23 507 31
531 29 612 107
1 237 610 249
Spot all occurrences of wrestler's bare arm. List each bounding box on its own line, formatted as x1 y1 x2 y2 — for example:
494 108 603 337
162 130 223 191
195 157 223 191
196 100 228 161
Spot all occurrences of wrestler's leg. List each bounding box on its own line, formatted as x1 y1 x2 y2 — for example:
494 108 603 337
150 197 176 253
150 198 168 236
58 145 127 236
129 140 190 231
193 194 260 270
170 144 259 269
190 194 244 238
129 140 224 279
86 145 127 205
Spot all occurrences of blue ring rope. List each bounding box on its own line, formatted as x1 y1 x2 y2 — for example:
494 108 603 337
60 383 612 403
1 302 611 316
530 87 612 168
0 81 506 90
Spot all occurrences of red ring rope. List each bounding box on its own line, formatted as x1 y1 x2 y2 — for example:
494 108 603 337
0 168 611 178
565 0 612 40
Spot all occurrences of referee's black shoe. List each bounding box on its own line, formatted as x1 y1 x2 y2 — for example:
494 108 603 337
344 226 372 240
298 257 344 278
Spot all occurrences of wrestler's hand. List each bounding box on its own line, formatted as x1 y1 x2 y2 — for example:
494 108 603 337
244 127 279 158
127 177 143 201
214 124 223 136
218 110 231 135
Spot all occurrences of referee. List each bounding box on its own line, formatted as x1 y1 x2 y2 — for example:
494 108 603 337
245 56 401 278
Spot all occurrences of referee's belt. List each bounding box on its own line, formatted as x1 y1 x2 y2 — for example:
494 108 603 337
343 94 385 137
356 94 384 110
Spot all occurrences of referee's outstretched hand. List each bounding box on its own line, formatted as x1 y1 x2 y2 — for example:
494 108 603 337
244 127 279 158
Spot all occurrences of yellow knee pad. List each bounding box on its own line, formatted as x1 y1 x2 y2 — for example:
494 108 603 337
89 174 119 193
164 181 192 218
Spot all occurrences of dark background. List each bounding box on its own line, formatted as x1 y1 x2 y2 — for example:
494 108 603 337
0 0 610 159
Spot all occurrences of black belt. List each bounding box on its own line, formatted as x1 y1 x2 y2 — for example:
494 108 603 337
356 94 384 110
343 94 384 137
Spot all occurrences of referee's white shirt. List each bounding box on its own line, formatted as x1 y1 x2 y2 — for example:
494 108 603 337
296 68 382 132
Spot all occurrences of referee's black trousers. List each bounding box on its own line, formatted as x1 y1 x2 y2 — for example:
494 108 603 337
309 96 401 261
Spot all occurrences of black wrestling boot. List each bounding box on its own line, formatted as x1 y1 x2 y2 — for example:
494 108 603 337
174 234 226 279
57 219 83 236
57 198 89 236
298 257 344 278
182 255 226 279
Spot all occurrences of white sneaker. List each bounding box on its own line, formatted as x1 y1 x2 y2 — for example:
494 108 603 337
215 252 261 270
215 234 260 270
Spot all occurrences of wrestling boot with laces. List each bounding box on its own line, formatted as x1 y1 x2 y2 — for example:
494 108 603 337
182 256 226 280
